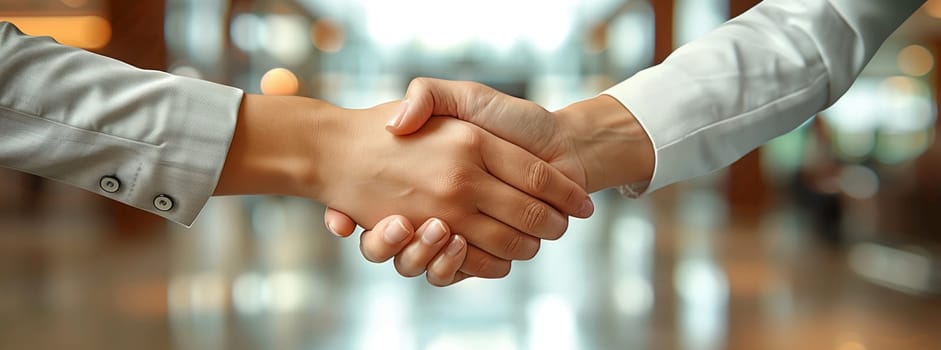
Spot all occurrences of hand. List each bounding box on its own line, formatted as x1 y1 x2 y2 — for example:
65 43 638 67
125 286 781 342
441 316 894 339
324 79 589 286
324 78 655 286
319 101 595 278
345 214 470 286
215 94 592 281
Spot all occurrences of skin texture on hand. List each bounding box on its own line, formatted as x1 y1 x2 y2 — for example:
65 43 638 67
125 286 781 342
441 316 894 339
324 78 656 286
216 94 592 282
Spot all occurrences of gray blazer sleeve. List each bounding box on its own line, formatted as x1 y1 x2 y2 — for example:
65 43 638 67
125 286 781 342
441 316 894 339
0 22 244 226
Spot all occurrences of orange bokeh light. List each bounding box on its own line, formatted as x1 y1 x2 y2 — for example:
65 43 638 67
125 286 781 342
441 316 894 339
0 16 111 49
897 45 934 77
260 68 300 96
311 19 345 53
926 0 941 19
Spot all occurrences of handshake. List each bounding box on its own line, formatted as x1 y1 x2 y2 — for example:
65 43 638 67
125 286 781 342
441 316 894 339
216 77 655 287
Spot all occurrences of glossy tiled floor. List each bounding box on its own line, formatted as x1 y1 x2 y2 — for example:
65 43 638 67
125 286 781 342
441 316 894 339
0 175 939 350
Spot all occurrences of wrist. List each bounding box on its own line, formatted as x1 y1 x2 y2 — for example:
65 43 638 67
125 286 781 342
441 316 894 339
215 94 331 199
554 95 654 193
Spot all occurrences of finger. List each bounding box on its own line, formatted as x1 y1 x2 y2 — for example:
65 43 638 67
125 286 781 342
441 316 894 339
480 135 594 219
426 234 469 287
393 218 452 277
454 215 541 261
359 215 414 263
385 77 493 135
323 207 358 237
460 244 511 279
475 177 570 241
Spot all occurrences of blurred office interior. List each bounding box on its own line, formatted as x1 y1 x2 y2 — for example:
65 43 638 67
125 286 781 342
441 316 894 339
1 0 941 349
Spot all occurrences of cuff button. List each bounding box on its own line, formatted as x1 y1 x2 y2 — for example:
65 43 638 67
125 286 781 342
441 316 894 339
153 194 175 212
99 176 121 193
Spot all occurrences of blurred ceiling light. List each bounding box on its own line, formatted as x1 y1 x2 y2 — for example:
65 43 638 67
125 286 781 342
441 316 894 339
267 271 312 313
897 44 934 77
164 0 226 65
311 18 345 53
838 165 879 199
675 258 729 350
527 295 578 350
426 331 517 350
363 0 570 52
878 76 934 133
849 243 934 294
232 272 267 315
675 259 728 306
231 13 262 53
262 14 312 65
609 9 655 75
261 68 300 96
675 0 728 46
168 273 228 315
520 0 574 52
356 286 415 350
0 16 111 49
612 276 654 316
609 214 655 317
881 75 919 95
823 78 883 133
833 133 876 161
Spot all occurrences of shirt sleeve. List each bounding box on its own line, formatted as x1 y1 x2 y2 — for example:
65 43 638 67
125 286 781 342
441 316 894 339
602 0 925 195
0 22 244 226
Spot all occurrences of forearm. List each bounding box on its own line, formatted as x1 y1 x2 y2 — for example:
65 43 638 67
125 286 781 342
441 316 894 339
602 0 923 194
554 95 654 194
215 94 336 199
0 22 242 226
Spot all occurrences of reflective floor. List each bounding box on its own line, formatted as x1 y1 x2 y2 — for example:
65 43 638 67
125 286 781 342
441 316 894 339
1 174 940 350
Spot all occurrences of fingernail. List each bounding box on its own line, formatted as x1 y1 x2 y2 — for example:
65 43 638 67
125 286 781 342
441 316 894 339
326 222 341 237
386 99 409 129
383 219 409 244
421 218 448 245
576 197 595 217
445 236 465 257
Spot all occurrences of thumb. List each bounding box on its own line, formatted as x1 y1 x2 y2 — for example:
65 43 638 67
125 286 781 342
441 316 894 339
384 98 429 135
385 77 485 135
323 207 358 237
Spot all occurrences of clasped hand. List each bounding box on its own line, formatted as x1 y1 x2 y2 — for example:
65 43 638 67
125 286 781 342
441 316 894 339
321 78 654 286
296 89 602 285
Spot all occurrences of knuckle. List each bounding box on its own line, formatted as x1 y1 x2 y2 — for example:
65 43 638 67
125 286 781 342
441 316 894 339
453 124 483 149
490 261 511 279
544 218 568 241
426 270 452 287
470 256 510 278
360 244 387 263
505 234 539 261
527 161 552 194
503 234 536 260
394 258 425 278
564 185 581 207
409 77 431 91
467 81 495 98
503 234 524 259
521 201 550 233
436 167 477 199
467 82 489 98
